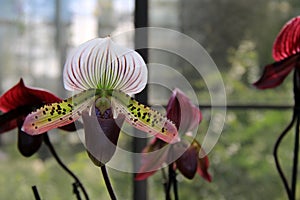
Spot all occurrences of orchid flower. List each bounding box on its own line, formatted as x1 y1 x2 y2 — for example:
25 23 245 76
254 16 300 89
253 16 300 200
0 79 77 157
135 89 211 182
21 37 178 164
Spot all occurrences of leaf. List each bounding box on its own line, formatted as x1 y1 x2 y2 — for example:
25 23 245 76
22 89 98 135
63 37 147 95
273 16 300 61
111 90 179 143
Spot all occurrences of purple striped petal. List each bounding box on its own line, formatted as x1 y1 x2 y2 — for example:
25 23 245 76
63 38 147 95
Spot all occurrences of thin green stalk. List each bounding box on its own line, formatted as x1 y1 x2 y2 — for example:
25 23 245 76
100 165 117 200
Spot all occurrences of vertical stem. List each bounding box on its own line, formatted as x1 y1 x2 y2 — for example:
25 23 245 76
32 185 41 200
43 133 89 200
161 168 169 195
273 113 295 200
171 169 179 200
100 165 117 200
292 115 300 199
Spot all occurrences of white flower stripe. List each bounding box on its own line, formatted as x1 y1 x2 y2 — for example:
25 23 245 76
63 37 147 95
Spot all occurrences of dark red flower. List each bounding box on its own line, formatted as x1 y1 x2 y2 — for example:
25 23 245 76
254 16 300 89
135 89 211 182
0 79 78 157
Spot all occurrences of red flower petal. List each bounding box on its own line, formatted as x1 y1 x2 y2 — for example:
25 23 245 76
192 140 212 182
253 55 299 89
0 108 29 133
273 16 300 61
0 79 61 112
18 128 43 157
135 139 170 180
167 89 202 133
175 143 198 179
197 155 212 182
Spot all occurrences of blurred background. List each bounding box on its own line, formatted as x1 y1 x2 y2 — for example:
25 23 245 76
0 0 299 199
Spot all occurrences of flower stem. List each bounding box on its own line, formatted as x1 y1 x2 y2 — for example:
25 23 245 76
43 133 89 200
165 165 173 200
171 168 179 200
100 165 117 200
273 113 295 200
161 168 169 195
292 115 300 199
31 185 41 200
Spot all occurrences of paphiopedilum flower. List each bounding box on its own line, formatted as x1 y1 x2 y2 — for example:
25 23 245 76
0 79 77 157
135 89 211 181
22 37 178 164
254 16 300 89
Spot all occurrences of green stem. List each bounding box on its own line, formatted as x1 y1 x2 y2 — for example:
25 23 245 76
100 165 117 200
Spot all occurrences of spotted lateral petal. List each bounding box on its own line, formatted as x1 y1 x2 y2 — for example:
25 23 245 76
64 37 147 95
22 89 98 135
111 90 179 143
273 16 300 61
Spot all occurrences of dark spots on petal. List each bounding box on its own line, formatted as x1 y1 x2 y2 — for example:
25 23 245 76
143 105 147 108
137 112 141 118
57 105 61 110
63 108 66 112
60 118 63 120
146 118 150 123
130 97 134 101
134 119 138 122
67 104 73 108
69 117 73 121
35 116 38 119
32 123 35 126
127 104 133 108
62 112 66 115
130 118 133 121
50 111 54 116
161 128 165 133
45 108 49 111
130 106 136 111
57 111 62 115
63 99 68 102
48 118 52 122
35 126 38 129
137 108 140 111
43 111 46 115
